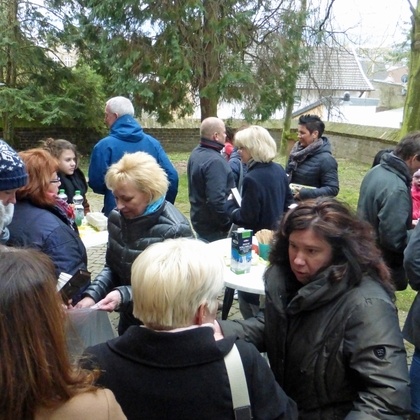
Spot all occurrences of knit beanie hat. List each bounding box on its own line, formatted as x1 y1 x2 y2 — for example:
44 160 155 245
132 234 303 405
0 140 28 191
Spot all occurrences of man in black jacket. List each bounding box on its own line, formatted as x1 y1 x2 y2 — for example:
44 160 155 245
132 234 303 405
187 117 235 242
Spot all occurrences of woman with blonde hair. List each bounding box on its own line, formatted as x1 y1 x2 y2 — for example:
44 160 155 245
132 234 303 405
227 125 293 318
0 248 125 419
76 151 194 335
83 238 297 419
8 149 88 294
228 125 293 233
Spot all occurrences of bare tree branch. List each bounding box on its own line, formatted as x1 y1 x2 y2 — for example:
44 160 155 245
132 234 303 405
318 0 337 32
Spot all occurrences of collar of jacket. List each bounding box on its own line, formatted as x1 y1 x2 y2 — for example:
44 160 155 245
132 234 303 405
200 137 224 152
109 114 144 142
381 152 412 188
286 265 350 315
120 200 165 224
107 325 236 367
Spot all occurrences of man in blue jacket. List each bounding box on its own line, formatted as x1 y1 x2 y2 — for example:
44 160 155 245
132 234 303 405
89 96 178 216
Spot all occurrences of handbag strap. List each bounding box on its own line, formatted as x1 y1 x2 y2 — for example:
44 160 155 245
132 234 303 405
224 343 253 420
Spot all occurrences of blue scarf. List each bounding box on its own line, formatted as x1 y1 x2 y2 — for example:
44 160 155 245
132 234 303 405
143 196 165 216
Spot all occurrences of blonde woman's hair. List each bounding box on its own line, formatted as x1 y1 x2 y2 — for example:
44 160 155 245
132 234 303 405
234 125 277 163
105 151 169 203
132 238 224 330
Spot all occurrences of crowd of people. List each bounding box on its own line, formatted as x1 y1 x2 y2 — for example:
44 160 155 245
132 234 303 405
2 101 420 419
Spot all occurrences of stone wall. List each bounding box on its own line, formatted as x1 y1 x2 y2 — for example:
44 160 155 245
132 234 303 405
2 123 401 164
148 125 401 165
325 123 399 164
0 128 104 156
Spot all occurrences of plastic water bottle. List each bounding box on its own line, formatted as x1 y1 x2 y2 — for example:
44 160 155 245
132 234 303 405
58 189 68 202
73 190 84 227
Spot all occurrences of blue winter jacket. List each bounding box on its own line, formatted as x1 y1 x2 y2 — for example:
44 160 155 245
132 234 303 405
8 200 87 278
89 115 179 216
228 161 294 233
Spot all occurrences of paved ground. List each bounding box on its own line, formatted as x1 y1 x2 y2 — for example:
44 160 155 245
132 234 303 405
85 191 413 365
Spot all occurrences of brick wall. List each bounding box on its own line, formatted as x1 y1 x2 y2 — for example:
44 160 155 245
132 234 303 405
2 125 400 164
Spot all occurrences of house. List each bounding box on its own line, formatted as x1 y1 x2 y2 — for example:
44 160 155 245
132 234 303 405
215 46 375 121
295 46 374 106
291 46 377 122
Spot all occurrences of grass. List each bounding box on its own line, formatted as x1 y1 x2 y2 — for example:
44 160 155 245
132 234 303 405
81 152 416 313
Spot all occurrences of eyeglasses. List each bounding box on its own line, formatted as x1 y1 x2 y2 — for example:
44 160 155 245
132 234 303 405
50 177 61 184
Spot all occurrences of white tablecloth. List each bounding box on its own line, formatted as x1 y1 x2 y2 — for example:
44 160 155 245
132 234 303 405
79 223 108 248
208 238 266 295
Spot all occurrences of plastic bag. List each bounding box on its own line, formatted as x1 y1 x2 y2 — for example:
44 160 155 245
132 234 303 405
66 308 116 357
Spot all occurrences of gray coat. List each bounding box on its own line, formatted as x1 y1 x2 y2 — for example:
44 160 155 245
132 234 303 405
357 152 412 290
221 264 410 419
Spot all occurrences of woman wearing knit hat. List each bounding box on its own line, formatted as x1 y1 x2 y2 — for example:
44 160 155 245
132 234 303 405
0 140 28 244
7 148 88 302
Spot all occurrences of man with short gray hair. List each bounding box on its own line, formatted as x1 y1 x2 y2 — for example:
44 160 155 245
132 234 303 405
89 96 179 216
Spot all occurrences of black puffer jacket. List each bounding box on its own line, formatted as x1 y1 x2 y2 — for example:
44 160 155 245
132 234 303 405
286 137 339 199
221 265 410 419
82 201 194 312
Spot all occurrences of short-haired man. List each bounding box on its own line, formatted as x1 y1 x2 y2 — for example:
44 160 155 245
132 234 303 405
187 117 235 242
89 96 179 216
358 131 420 290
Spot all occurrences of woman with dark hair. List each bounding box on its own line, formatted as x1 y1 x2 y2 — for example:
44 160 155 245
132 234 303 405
286 114 339 199
0 248 125 419
371 147 394 168
8 149 87 286
42 138 90 213
218 197 410 419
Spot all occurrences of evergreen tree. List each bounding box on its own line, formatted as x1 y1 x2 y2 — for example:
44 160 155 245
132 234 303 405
54 0 309 122
0 0 106 145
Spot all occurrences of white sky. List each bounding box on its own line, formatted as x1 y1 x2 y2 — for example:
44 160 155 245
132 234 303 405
317 0 412 47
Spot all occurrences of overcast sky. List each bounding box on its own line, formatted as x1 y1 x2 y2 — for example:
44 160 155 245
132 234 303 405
332 0 410 46
318 0 412 47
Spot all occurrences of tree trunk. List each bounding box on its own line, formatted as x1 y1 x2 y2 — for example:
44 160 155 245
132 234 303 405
199 0 221 120
281 97 294 164
402 0 420 136
280 0 307 161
